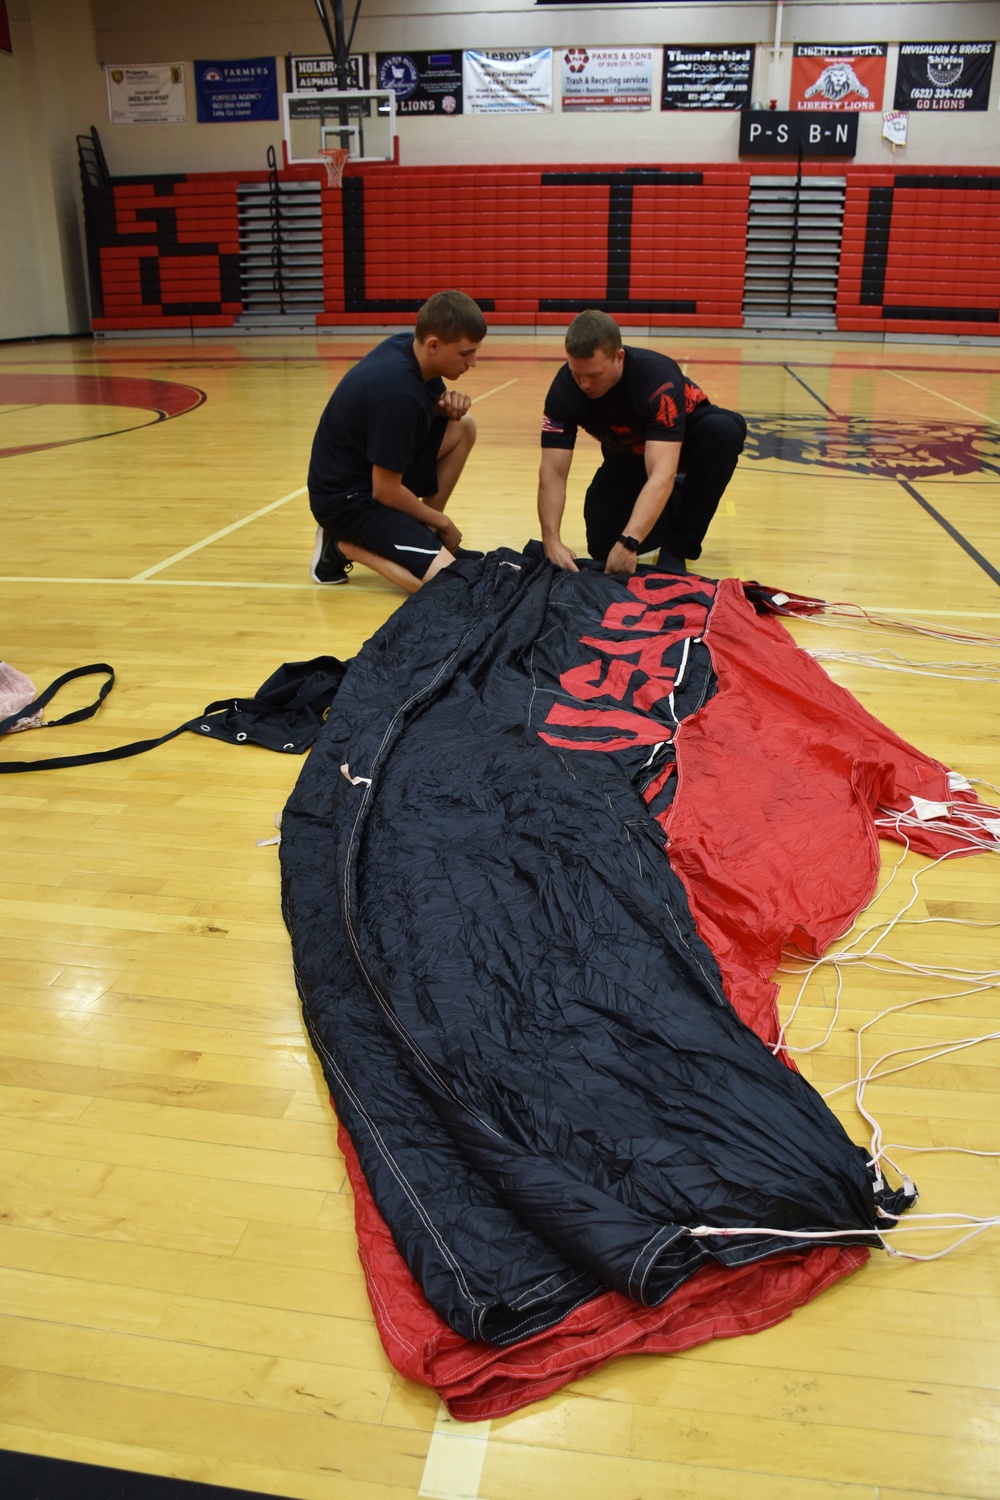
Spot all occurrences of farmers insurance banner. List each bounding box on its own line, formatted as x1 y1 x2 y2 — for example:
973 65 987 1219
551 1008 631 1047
791 45 887 111
106 65 187 125
464 49 552 113
377 52 463 115
289 55 370 92
661 46 754 109
561 47 653 111
894 42 995 111
195 58 278 122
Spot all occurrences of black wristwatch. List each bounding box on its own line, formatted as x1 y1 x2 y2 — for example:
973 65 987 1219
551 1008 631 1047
617 534 642 553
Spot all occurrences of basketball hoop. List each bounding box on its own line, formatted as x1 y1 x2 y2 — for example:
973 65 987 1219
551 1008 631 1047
318 147 350 190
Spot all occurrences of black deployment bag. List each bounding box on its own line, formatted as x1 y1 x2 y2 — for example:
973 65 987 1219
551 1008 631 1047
0 657 347 774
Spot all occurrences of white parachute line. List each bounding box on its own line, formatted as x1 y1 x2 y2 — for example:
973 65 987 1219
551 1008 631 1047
807 647 1000 683
778 599 1000 648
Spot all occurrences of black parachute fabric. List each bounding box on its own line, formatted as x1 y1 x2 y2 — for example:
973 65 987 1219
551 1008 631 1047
280 550 907 1347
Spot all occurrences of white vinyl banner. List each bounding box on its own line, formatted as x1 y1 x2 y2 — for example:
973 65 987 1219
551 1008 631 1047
106 64 188 125
463 49 552 113
561 47 653 111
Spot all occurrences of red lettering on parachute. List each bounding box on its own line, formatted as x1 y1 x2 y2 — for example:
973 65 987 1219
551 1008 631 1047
539 575 717 752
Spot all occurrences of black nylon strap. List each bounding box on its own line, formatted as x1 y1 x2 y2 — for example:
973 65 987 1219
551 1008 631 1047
0 663 115 737
0 723 188 774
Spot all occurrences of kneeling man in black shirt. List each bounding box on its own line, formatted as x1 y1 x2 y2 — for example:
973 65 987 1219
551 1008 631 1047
538 310 746 576
308 289 486 590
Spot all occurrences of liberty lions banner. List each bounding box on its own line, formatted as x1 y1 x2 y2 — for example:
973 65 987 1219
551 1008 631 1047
106 64 187 125
894 42 995 111
195 58 278 122
288 55 370 92
561 47 653 111
464 49 552 113
791 44 886 112
661 46 754 110
376 52 463 115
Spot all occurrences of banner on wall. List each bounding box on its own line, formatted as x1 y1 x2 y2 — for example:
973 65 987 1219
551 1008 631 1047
0 1 11 56
561 47 653 111
894 42 995 111
288 54 370 92
106 65 188 125
376 52 463 114
661 46 754 109
463 49 552 113
791 44 887 111
194 58 278 121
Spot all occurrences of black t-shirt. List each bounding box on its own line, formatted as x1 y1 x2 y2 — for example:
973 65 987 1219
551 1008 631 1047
308 333 446 499
540 347 708 458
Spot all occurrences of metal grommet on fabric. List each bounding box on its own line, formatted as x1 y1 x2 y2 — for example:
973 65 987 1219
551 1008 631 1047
283 742 294 750
200 724 211 733
236 732 248 742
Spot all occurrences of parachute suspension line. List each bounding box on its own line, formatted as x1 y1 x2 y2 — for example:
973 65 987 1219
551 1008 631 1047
772 827 1000 1261
806 646 1000 683
766 591 1000 648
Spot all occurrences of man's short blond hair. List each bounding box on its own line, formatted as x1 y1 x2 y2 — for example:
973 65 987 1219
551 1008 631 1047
415 290 487 344
564 309 622 359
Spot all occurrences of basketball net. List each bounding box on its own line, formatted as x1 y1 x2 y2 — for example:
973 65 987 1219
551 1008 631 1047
318 147 350 190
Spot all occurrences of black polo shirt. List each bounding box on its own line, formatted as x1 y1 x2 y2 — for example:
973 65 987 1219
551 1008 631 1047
308 333 446 499
540 347 708 459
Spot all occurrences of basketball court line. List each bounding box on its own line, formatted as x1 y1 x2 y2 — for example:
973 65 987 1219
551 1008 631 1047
782 366 838 415
418 1407 491 1500
884 368 998 424
3 575 1000 617
7 352 1000 376
898 479 1000 588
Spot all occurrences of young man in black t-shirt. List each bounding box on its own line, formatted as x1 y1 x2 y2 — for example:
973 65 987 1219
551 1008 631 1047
308 290 486 590
537 310 747 576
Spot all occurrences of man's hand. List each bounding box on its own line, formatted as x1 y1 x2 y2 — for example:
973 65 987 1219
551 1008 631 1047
434 515 463 553
544 539 579 572
604 542 638 576
437 390 472 421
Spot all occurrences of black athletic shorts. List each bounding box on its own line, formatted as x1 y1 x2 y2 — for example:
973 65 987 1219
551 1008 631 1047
310 415 448 579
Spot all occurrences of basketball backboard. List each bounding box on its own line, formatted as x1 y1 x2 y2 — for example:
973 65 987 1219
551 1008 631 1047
283 90 397 164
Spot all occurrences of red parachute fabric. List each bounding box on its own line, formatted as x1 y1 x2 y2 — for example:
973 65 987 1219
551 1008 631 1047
335 576 988 1418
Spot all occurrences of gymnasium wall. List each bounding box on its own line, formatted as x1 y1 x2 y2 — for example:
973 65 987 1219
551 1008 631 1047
2 0 1000 340
1 0 93 340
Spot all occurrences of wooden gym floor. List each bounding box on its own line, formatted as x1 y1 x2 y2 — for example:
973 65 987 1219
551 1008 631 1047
2 331 1000 1500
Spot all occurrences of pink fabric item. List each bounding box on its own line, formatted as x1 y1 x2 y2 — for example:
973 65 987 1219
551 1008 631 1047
0 662 42 732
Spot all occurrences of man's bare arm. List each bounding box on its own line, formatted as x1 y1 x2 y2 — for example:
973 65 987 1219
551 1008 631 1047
604 440 681 575
537 447 578 572
372 465 461 552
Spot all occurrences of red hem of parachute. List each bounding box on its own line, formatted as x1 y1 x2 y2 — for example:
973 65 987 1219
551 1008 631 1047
339 1121 869 1421
335 576 988 1420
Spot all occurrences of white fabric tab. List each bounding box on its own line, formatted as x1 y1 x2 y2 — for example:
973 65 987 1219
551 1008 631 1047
340 762 372 787
910 795 952 821
947 772 973 791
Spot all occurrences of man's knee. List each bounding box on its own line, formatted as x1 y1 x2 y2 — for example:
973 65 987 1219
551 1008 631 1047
439 411 477 459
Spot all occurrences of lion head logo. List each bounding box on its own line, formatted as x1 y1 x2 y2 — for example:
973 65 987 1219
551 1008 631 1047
744 414 1000 480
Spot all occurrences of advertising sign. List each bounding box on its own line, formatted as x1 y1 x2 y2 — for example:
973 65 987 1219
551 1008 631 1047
561 47 653 112
376 51 463 115
739 111 858 157
288 54 370 92
106 64 187 125
194 57 278 122
661 46 755 110
464 49 552 113
791 44 887 111
894 42 995 111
